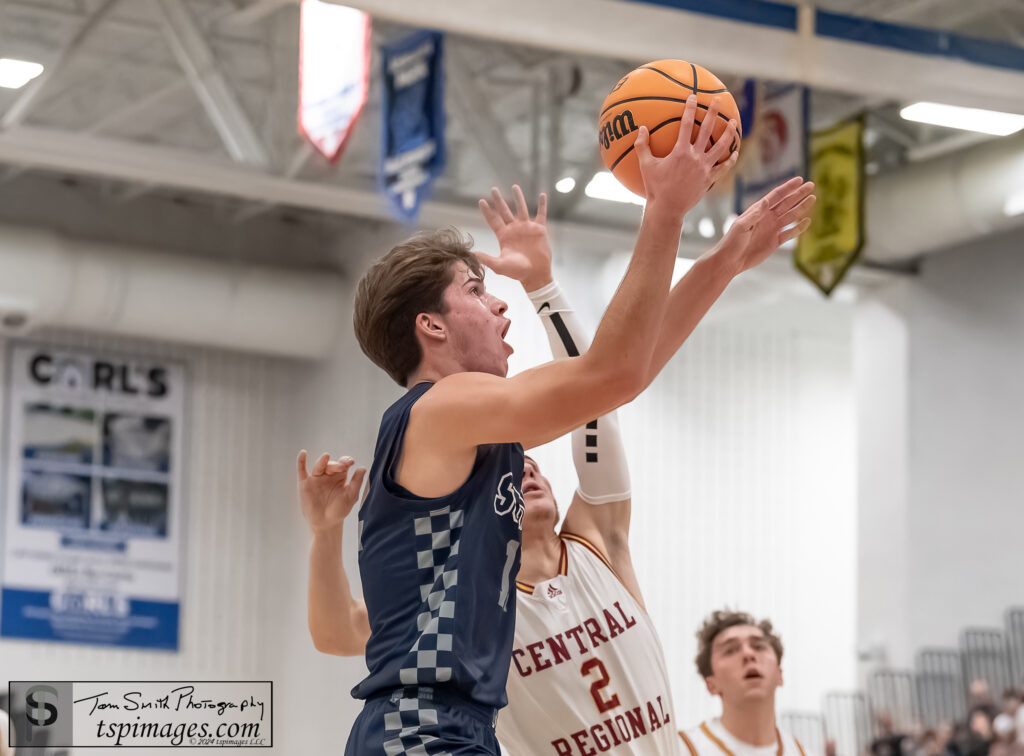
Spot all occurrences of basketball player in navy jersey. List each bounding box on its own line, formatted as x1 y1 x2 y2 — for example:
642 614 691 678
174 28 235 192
303 97 802 756
300 164 815 754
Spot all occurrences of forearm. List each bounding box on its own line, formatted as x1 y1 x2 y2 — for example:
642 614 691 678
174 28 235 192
527 280 630 504
584 202 684 390
647 242 742 381
307 526 366 656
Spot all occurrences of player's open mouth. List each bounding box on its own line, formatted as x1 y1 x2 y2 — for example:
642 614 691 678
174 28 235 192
522 482 542 495
743 670 763 679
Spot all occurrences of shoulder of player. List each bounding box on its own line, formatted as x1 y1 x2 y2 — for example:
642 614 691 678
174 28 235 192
407 373 503 439
559 531 618 575
429 371 505 396
782 730 811 756
678 723 710 756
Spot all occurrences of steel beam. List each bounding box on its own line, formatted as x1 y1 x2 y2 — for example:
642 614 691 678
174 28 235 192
321 0 1024 114
154 0 270 166
447 45 524 189
1 0 121 129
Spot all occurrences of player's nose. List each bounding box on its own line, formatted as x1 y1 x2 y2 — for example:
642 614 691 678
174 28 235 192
491 294 508 315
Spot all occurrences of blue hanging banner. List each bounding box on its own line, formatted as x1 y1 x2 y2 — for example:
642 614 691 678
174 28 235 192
380 31 446 223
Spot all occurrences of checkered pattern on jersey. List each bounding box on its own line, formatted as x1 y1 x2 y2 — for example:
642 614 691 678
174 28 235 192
381 696 452 756
398 505 463 686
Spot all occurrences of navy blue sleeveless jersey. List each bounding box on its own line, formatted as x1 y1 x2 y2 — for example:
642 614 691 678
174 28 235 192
353 382 525 709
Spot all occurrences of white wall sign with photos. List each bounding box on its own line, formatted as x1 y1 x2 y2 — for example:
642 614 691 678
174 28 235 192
0 343 186 650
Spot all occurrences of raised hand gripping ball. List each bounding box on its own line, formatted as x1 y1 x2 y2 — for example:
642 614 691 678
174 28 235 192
599 59 742 197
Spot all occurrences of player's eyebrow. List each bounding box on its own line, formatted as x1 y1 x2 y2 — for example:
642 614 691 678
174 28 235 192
714 633 764 650
464 274 484 287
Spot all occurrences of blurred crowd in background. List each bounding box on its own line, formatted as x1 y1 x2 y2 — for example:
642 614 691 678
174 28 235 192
866 681 1024 756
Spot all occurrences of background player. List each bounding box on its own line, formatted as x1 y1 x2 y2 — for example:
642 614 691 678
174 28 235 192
680 610 817 756
317 96 740 755
300 163 815 754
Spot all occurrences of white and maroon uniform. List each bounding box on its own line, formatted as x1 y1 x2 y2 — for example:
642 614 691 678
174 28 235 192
680 719 811 756
497 534 682 755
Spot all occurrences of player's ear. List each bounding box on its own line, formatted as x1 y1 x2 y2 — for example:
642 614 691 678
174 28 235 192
415 312 447 345
705 676 720 696
778 667 784 688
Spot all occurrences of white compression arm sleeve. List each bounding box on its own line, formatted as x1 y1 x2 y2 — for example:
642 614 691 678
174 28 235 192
526 280 631 505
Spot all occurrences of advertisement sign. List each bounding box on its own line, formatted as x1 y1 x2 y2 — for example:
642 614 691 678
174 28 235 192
1 344 186 650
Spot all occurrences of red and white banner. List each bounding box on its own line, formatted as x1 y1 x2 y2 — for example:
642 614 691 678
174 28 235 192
298 0 371 163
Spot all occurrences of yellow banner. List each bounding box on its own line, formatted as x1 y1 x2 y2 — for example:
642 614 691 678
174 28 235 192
794 115 865 295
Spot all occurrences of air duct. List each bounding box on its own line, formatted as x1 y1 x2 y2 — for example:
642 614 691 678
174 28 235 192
866 130 1024 264
0 224 346 359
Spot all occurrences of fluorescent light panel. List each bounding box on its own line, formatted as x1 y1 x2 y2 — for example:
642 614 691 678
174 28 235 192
555 177 576 193
900 102 1024 137
0 58 44 89
1005 191 1024 218
584 171 645 206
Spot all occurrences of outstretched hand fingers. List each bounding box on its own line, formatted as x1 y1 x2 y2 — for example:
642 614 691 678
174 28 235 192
777 193 816 228
708 148 739 186
634 125 652 164
297 450 308 481
675 95 699 148
764 176 805 209
779 216 813 245
512 185 530 221
694 97 720 153
535 192 548 224
347 468 368 498
770 180 815 215
475 251 507 277
707 119 738 165
478 198 504 234
312 452 330 476
491 187 515 224
324 456 355 477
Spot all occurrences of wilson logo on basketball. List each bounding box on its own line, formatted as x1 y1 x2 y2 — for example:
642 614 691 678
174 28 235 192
599 110 638 150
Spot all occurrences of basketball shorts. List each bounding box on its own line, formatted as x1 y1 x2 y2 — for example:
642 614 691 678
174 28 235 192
345 686 501 756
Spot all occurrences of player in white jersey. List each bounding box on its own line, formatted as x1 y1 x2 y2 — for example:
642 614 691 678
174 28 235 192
487 236 678 755
679 610 815 756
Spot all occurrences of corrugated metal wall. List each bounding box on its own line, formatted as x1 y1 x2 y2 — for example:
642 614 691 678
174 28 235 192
626 317 857 726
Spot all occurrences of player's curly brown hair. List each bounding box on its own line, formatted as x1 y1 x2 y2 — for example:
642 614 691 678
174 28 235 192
695 609 784 678
354 228 481 386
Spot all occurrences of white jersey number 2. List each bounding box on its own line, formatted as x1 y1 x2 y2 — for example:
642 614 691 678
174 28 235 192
581 658 621 713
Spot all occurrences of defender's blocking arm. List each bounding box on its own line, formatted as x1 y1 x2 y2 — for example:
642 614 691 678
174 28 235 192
298 450 370 656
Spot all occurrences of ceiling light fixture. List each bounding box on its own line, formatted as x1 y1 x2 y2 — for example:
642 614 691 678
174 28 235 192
0 58 44 90
1004 190 1024 217
584 171 645 206
899 102 1024 137
555 177 576 193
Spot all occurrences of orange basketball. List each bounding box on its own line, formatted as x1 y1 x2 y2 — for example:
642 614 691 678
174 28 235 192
598 59 742 198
